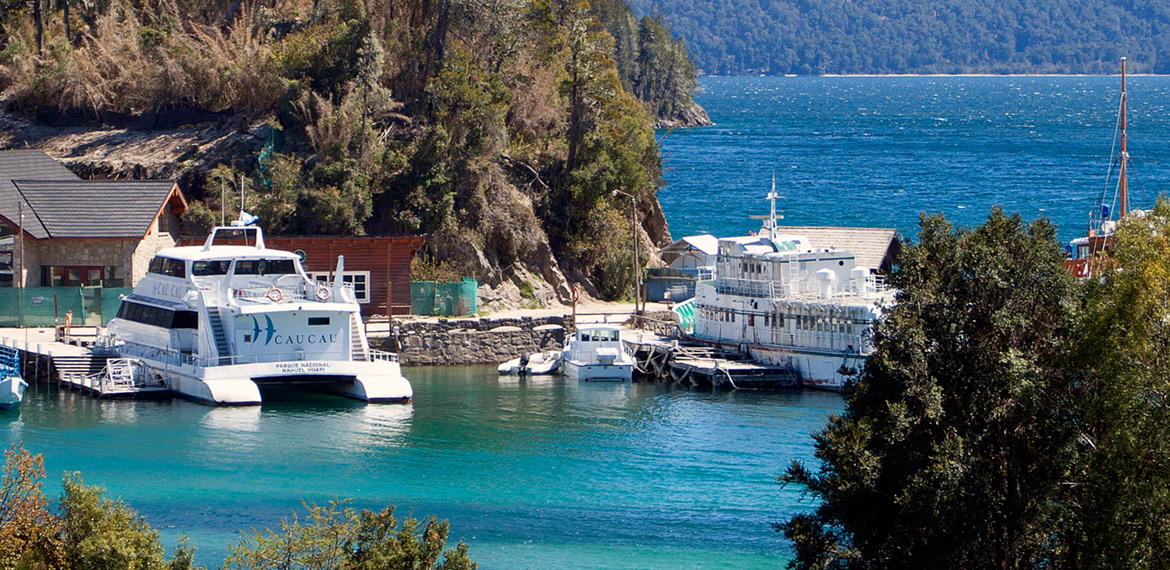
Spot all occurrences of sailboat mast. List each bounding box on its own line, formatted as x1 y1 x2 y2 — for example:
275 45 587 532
1119 57 1129 217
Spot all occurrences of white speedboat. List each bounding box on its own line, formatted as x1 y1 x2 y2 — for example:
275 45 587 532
0 345 25 409
106 223 411 405
497 351 561 375
560 324 634 381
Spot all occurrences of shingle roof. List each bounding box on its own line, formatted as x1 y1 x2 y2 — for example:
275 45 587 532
11 179 181 239
0 150 81 239
775 226 901 271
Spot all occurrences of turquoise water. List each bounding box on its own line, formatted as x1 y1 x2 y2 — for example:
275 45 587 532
11 76 1170 568
4 369 842 568
659 76 1170 244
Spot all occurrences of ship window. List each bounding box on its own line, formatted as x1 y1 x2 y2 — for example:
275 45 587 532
235 259 297 276
149 257 186 278
311 272 371 303
192 260 231 276
173 310 199 329
308 317 330 326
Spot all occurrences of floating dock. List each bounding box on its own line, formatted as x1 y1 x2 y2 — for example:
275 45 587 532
624 330 800 389
0 330 169 399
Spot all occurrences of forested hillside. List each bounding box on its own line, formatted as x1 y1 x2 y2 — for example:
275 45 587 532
631 0 1170 75
0 0 707 303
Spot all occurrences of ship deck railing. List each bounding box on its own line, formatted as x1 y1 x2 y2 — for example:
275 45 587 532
715 275 888 299
115 339 393 368
192 276 358 306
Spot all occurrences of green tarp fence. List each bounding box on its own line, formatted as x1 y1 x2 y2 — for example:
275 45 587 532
411 278 477 317
673 298 695 335
0 286 134 327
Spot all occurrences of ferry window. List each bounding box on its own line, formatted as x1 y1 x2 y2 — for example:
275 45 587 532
308 317 330 326
192 260 231 276
235 260 260 275
165 258 186 278
172 310 198 329
238 259 297 275
126 303 144 322
310 271 371 303
264 260 297 275
151 257 185 278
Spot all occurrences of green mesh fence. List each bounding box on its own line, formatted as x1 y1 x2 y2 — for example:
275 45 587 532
411 278 477 317
0 287 133 327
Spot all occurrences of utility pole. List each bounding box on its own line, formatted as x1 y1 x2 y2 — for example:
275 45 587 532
613 189 640 315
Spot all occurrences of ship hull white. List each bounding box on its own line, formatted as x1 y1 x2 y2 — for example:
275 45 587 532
497 352 562 376
562 360 633 381
126 354 411 405
0 376 27 409
747 346 864 391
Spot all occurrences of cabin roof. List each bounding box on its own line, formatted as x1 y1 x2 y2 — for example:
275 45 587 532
9 179 186 239
0 150 81 238
767 226 901 271
577 324 622 332
0 149 188 240
659 234 719 256
158 244 301 262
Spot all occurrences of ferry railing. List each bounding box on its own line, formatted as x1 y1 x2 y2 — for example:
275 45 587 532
368 349 399 363
118 339 367 368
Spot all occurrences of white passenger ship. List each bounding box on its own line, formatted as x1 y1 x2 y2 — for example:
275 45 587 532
106 224 411 405
688 196 895 391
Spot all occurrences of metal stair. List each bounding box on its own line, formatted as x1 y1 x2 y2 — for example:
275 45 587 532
208 309 232 365
350 313 369 362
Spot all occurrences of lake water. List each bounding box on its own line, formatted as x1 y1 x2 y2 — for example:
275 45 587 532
4 369 842 568
659 76 1170 245
10 75 1170 568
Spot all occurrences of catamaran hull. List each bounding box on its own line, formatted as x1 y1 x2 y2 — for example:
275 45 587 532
0 376 27 409
135 359 412 405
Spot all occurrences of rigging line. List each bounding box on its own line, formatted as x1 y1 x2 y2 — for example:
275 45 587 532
1092 96 1126 230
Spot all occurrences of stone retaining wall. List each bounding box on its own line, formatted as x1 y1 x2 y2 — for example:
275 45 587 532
375 316 567 366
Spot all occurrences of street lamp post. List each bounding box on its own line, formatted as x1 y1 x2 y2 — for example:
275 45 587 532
612 189 640 315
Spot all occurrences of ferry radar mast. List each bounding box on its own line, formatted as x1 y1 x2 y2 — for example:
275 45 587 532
766 172 784 240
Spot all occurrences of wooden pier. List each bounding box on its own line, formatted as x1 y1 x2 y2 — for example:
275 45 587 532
0 332 170 399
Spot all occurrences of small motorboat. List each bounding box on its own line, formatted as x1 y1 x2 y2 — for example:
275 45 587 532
0 345 25 409
561 324 634 381
498 351 562 376
0 376 27 410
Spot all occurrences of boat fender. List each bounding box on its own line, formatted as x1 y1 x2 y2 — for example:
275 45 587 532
267 287 284 302
316 285 331 301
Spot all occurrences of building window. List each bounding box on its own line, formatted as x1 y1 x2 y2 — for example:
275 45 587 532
310 271 370 303
43 265 107 286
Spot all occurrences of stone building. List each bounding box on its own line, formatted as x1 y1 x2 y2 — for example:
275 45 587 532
0 150 186 287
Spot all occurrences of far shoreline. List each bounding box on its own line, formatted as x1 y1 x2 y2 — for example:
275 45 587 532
700 73 1164 78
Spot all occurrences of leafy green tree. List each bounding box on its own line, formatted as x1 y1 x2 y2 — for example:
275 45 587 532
59 473 196 570
779 210 1082 570
0 443 63 570
224 499 476 570
1067 198 1170 570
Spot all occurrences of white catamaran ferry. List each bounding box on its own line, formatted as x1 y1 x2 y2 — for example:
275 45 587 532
687 193 895 391
106 224 412 405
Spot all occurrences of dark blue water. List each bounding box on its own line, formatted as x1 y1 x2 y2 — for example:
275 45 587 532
4 370 841 568
659 76 1170 244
